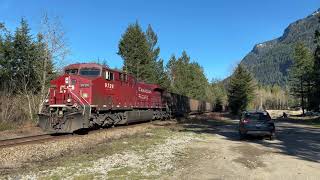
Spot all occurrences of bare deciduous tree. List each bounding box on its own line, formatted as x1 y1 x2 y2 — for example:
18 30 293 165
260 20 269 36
38 13 69 113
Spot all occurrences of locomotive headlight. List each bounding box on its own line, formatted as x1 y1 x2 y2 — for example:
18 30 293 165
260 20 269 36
45 99 49 103
67 98 72 103
82 93 88 98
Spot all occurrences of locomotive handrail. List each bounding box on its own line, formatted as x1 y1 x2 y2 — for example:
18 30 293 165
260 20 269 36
78 91 92 117
68 89 86 115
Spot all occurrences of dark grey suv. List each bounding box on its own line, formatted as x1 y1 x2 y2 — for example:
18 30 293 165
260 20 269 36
239 111 275 140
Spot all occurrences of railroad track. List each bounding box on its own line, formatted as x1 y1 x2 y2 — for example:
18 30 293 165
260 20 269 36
0 134 60 148
0 120 174 148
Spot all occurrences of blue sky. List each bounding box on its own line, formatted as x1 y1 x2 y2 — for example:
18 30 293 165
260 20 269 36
0 0 319 80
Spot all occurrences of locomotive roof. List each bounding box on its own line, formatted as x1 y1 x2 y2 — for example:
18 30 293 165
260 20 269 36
64 63 107 70
64 63 163 89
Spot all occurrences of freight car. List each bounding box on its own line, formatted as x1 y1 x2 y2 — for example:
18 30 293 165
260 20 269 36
164 93 213 116
38 63 213 133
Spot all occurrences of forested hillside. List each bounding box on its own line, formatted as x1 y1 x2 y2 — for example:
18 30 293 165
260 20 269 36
241 9 320 86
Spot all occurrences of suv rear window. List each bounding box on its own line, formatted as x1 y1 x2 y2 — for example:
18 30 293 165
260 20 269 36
243 112 270 121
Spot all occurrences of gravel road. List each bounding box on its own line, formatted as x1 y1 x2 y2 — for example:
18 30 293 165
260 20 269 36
1 114 319 179
169 117 320 180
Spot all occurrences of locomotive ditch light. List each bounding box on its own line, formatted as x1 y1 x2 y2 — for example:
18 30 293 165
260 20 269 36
65 77 69 85
82 93 88 98
67 98 72 103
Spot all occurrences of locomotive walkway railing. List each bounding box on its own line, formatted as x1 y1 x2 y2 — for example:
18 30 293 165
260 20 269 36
67 87 91 117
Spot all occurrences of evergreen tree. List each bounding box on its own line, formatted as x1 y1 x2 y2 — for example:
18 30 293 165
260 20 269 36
0 24 14 91
210 79 227 111
146 24 160 64
166 54 177 87
33 33 55 87
145 24 170 87
312 15 320 111
118 22 154 83
289 42 313 114
168 51 190 96
155 59 170 89
0 24 5 89
0 18 55 93
187 62 208 100
166 51 209 100
13 18 40 92
228 64 256 115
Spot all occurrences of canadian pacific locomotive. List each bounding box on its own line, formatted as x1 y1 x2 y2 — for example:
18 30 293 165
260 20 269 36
38 63 213 133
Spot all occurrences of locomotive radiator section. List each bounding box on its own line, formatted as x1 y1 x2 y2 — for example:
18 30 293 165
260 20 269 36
38 105 91 133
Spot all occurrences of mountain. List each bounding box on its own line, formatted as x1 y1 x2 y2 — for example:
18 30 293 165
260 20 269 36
240 9 320 86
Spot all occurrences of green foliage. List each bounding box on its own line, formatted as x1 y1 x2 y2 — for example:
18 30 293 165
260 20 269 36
118 22 154 83
291 43 314 79
154 59 170 89
118 22 229 103
289 42 314 113
312 14 320 111
145 25 170 88
0 19 55 93
227 65 256 115
146 24 160 63
209 79 227 111
166 51 208 100
118 23 171 88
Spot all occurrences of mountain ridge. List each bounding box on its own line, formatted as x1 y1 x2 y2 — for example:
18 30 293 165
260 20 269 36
240 8 320 86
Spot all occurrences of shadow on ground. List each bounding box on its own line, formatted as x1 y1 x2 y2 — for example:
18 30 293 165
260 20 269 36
278 116 320 127
179 114 320 163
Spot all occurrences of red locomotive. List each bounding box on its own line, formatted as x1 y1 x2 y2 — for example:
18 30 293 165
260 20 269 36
39 63 213 133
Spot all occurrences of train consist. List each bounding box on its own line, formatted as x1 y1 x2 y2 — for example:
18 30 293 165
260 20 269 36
38 63 213 133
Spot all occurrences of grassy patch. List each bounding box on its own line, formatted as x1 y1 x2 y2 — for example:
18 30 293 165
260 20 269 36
73 174 95 180
299 118 320 127
4 118 221 179
286 116 320 127
40 174 62 180
5 127 183 179
0 121 16 131
107 167 154 180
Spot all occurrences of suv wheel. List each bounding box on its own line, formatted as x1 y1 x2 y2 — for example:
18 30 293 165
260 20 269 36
269 131 275 140
239 131 246 140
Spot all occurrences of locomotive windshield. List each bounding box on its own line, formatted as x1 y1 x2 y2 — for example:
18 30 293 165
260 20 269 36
65 69 78 75
79 68 101 77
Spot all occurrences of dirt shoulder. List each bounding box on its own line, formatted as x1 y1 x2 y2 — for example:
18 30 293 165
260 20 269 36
0 126 45 141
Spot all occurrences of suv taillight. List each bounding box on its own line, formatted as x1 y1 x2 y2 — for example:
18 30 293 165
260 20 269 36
242 119 250 123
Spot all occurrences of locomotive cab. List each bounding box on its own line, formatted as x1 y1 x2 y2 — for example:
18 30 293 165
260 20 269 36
39 64 103 133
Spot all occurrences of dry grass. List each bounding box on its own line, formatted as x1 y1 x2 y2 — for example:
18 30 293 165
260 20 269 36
0 92 40 131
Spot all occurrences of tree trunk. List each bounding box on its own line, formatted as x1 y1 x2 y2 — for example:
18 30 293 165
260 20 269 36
301 77 305 115
307 80 311 111
26 92 33 123
38 50 48 114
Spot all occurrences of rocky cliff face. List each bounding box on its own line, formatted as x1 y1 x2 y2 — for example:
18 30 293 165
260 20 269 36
241 9 320 86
